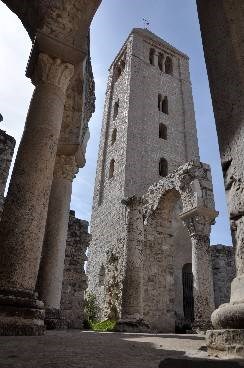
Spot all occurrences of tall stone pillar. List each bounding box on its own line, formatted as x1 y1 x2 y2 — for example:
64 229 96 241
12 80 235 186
118 197 149 332
0 53 74 335
37 154 78 329
181 211 215 331
197 0 244 357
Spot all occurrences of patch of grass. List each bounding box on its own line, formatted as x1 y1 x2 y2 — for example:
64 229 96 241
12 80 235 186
91 319 116 332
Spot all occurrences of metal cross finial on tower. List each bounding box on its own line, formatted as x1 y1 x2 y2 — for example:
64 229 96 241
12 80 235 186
142 18 150 29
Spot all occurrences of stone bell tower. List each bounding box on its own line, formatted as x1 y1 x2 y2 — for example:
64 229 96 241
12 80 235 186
87 28 201 323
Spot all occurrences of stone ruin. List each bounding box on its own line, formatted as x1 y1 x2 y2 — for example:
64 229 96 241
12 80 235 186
87 28 235 336
60 211 90 329
0 125 90 330
0 0 243 361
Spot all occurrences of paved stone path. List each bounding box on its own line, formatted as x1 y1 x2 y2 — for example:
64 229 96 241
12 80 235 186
0 331 243 368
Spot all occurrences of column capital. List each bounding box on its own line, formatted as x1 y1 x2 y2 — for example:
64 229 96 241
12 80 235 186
32 53 74 94
181 213 211 238
180 208 218 237
53 155 78 181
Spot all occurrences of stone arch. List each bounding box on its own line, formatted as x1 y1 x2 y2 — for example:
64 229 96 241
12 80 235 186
143 188 183 332
135 161 216 331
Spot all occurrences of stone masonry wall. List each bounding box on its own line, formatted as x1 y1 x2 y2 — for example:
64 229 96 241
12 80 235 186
60 210 90 328
0 129 15 215
211 245 235 309
88 28 201 320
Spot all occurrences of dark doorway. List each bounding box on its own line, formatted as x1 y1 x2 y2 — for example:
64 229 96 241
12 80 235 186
182 263 194 322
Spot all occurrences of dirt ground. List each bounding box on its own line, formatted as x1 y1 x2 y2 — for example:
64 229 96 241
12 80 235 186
0 330 243 368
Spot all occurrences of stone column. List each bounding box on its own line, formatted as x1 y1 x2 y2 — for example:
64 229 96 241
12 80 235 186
0 53 74 336
181 211 215 331
197 0 244 357
118 197 149 332
36 154 78 329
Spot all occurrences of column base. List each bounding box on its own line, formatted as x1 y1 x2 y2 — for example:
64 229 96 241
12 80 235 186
192 319 212 334
115 318 150 333
211 302 244 329
45 308 66 330
0 288 45 336
206 329 244 358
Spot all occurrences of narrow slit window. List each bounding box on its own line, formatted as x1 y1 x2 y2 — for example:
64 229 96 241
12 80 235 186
111 128 117 145
109 159 115 179
149 48 155 65
159 123 167 140
165 56 173 75
162 96 168 114
113 100 119 120
159 158 168 177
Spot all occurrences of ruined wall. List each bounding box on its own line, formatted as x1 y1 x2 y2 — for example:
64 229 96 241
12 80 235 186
211 245 235 309
0 129 15 215
60 210 90 328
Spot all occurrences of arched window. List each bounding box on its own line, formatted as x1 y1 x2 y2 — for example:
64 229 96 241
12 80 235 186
158 94 162 111
99 265 105 286
159 123 167 140
162 96 168 114
149 48 155 65
158 53 163 71
111 128 117 145
159 158 168 177
113 100 119 120
109 159 115 179
165 56 173 75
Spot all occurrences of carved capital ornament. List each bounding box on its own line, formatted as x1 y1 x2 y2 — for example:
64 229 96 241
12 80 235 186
33 53 74 93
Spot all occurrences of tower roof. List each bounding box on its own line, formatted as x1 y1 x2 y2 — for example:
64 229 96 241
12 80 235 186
131 28 189 59
110 28 189 69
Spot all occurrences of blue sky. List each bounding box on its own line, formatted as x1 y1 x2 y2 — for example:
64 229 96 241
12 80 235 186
0 0 232 245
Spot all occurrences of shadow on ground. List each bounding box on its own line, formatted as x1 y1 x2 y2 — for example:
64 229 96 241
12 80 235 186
0 331 243 368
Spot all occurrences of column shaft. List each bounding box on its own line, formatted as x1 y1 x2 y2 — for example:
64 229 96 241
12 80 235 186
0 84 65 290
118 198 149 332
0 53 74 335
37 155 77 328
181 213 215 330
197 0 244 356
121 200 144 320
191 234 215 329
